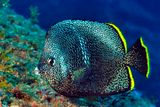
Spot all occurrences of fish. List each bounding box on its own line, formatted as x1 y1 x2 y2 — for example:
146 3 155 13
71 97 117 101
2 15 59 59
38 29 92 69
38 20 150 97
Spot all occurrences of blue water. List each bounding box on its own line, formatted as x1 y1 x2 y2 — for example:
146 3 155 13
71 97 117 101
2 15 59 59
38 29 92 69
10 0 160 105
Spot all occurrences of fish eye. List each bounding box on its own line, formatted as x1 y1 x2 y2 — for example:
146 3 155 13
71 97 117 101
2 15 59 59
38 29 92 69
47 57 55 67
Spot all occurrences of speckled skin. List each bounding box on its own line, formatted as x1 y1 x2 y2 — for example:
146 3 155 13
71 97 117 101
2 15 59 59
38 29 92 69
38 20 130 97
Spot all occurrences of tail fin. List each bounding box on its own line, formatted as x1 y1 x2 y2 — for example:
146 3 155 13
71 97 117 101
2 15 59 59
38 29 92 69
125 37 150 78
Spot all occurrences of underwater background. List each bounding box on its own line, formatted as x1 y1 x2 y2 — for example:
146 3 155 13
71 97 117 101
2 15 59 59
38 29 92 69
0 0 159 106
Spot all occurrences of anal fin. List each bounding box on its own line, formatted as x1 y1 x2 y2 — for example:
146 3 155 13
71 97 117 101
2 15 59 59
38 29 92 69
104 66 135 95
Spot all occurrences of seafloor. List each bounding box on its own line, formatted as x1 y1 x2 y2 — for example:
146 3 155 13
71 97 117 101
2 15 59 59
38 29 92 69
0 3 157 107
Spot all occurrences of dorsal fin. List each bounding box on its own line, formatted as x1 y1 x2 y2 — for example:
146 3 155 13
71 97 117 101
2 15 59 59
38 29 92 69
107 23 127 53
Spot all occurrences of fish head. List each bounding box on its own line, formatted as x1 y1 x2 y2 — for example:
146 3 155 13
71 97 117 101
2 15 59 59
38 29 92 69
37 33 69 86
38 28 83 89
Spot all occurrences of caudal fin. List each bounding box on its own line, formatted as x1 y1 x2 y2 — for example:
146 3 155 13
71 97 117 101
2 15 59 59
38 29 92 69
125 37 150 78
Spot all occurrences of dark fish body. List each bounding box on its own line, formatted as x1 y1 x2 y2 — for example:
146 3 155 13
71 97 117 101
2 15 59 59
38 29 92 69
38 20 150 97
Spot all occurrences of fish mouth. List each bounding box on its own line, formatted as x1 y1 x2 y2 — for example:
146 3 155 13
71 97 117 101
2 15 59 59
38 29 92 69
37 62 43 71
37 61 48 74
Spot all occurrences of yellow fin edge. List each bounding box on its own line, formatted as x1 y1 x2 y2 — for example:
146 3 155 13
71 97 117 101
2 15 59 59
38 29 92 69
107 23 127 53
140 37 150 78
127 66 135 90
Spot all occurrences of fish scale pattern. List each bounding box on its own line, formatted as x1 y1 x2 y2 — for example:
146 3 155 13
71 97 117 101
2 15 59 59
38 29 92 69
38 20 130 97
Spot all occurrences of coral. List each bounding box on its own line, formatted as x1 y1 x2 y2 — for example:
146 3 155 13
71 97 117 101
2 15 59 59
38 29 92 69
0 0 10 8
102 91 156 107
0 6 48 106
29 6 40 24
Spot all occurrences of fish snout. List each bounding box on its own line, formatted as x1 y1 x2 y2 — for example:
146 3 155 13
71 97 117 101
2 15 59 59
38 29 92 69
37 61 49 74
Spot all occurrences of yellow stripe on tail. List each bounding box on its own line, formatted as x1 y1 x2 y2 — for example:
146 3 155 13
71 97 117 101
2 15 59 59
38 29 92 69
140 37 150 78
